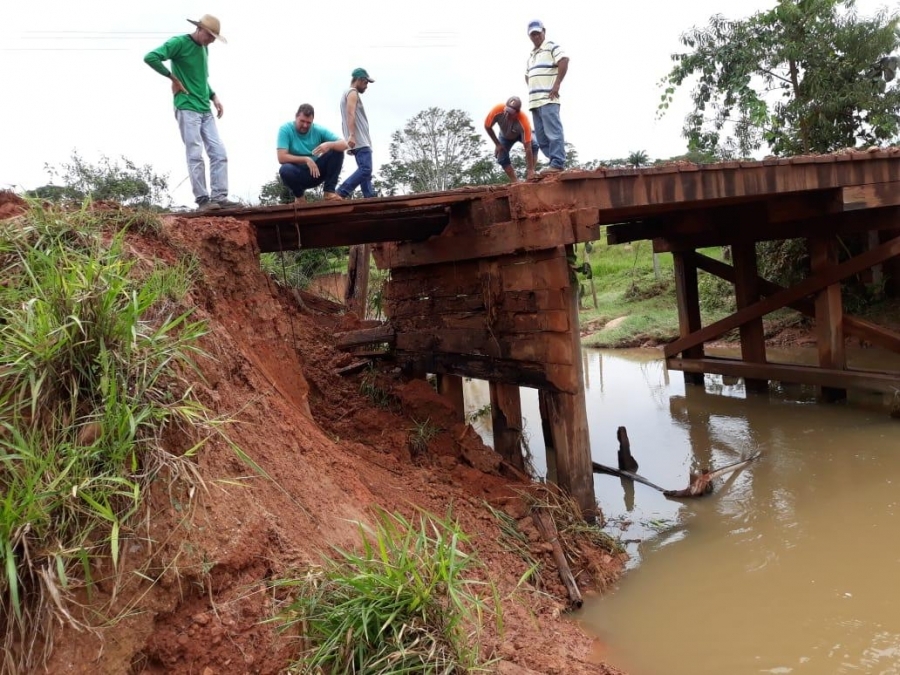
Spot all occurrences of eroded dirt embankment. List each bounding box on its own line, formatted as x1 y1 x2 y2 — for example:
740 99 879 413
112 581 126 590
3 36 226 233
18 206 627 675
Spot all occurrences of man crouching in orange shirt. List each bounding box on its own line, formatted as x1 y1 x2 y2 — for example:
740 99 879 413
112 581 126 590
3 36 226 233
483 96 537 182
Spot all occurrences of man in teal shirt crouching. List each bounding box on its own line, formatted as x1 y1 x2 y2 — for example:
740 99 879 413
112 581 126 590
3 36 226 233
277 104 349 202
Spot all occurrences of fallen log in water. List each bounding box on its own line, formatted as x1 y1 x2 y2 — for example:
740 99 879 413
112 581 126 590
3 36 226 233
592 424 763 499
591 461 668 493
662 453 762 498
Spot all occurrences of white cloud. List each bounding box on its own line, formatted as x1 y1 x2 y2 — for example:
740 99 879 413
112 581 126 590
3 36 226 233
0 0 894 206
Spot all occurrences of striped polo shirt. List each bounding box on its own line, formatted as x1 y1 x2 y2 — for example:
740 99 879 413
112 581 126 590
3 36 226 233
526 40 566 109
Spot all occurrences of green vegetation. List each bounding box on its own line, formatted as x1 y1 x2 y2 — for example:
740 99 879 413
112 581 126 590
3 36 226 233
259 248 349 291
31 151 171 209
274 509 498 674
0 201 211 670
577 236 734 348
408 418 441 455
660 0 900 157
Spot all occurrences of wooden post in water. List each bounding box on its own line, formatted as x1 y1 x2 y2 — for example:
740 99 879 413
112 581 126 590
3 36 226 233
810 236 847 402
489 382 525 471
538 246 597 519
732 242 769 394
344 244 370 318
672 251 705 386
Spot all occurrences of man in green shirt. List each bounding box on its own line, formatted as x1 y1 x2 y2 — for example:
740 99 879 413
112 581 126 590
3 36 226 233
144 15 238 211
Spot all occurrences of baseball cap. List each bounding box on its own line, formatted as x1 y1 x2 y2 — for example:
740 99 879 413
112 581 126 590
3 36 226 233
351 67 375 82
504 96 522 114
527 20 545 35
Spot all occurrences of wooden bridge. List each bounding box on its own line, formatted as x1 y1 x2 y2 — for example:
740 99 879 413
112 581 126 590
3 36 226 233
193 149 900 516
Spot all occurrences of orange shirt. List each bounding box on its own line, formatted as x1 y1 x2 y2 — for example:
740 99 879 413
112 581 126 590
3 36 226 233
484 104 532 143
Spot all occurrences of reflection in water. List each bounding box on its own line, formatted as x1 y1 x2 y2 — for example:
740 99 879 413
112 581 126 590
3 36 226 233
462 348 900 675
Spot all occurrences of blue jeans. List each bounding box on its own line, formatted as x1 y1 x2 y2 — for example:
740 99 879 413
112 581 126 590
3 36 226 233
496 134 540 167
278 150 345 198
531 103 565 169
337 147 375 198
176 109 229 205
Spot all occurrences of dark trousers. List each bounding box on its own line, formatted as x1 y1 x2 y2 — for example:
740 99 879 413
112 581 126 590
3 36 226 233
337 147 375 198
278 150 344 197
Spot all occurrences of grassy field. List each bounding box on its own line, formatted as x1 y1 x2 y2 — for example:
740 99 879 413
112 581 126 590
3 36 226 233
574 232 735 348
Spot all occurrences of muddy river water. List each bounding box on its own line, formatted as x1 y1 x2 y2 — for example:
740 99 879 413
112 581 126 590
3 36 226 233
464 347 900 675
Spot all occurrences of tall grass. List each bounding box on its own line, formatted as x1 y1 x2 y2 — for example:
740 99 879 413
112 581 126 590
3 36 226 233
0 202 210 671
274 509 499 674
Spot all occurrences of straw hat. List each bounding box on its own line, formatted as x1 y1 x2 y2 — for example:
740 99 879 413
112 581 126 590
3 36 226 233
187 14 226 43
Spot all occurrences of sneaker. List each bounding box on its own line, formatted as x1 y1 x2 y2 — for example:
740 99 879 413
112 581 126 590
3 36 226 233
540 166 563 176
215 198 242 208
196 200 221 212
323 192 344 201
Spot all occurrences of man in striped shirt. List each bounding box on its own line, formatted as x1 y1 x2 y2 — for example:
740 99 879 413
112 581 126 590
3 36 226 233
525 20 569 174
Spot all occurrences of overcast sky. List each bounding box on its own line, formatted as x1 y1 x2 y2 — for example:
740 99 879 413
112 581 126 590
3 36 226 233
1 0 896 206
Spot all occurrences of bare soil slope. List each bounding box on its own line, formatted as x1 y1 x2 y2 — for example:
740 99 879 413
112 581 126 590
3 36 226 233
32 211 625 675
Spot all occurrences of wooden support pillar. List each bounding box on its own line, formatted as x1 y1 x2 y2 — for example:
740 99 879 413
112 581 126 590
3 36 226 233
538 246 597 519
810 237 847 402
537 391 558 484
489 382 525 471
732 242 768 394
672 251 705 386
437 374 465 422
344 244 371 318
881 228 900 298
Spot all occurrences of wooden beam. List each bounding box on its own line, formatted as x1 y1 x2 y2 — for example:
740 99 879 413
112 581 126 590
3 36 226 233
652 206 900 252
335 325 396 350
255 213 449 252
379 209 600 268
732 242 768 393
691 251 900 353
397 352 579 394
667 356 900 394
672 252 705 385
663 235 900 358
842 181 900 211
810 236 847 401
490 382 525 472
395 329 574 365
607 193 834 245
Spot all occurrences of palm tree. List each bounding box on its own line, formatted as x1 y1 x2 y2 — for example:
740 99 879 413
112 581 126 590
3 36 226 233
626 150 650 167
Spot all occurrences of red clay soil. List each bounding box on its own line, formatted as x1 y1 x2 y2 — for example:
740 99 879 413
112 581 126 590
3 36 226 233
34 214 626 675
0 190 27 220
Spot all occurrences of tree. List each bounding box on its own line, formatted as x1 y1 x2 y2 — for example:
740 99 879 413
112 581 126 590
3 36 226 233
258 173 324 205
258 173 294 205
34 151 171 208
378 108 488 194
626 150 650 167
659 0 900 157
